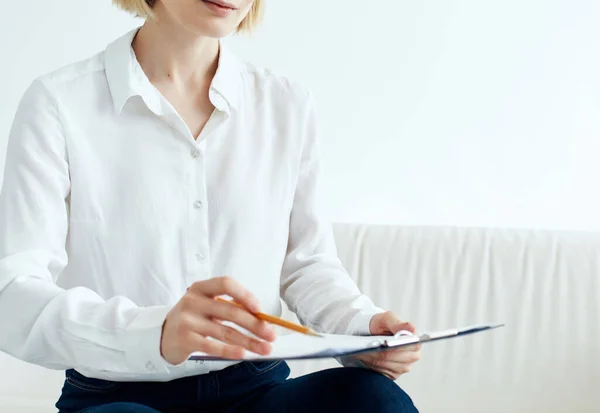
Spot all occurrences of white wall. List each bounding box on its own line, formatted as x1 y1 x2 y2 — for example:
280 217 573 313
1 0 600 231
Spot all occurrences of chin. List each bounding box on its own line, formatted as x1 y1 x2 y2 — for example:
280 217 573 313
183 18 239 38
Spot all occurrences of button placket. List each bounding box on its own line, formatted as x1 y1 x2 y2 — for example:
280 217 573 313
186 144 210 286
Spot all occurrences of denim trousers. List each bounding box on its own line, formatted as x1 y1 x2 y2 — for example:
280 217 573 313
56 360 418 413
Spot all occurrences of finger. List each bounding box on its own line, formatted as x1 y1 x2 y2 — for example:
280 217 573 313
376 357 420 369
183 333 246 360
383 369 400 380
372 366 398 380
388 321 417 335
195 337 247 360
404 322 417 334
191 277 261 313
355 346 420 367
200 319 272 355
175 296 274 344
379 344 420 354
202 297 276 342
389 344 421 352
370 356 412 369
388 364 412 376
379 349 421 363
376 312 418 336
370 359 413 376
359 356 416 379
380 371 396 380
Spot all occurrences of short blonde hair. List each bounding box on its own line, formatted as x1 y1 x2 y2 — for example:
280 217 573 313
113 0 264 32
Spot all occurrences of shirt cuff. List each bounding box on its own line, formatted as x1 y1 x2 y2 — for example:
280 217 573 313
123 305 177 374
344 306 386 336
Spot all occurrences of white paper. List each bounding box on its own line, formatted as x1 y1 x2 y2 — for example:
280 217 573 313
190 333 417 360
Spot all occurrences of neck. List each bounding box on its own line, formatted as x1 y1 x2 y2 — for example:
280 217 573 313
132 4 219 86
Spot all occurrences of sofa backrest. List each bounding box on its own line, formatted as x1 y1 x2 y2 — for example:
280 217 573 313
288 224 600 413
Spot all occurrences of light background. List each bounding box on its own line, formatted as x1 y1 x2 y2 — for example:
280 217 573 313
1 0 599 230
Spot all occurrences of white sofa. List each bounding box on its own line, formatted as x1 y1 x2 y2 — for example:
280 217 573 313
1 223 599 412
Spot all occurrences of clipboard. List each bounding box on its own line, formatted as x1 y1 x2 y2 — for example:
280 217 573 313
189 323 504 361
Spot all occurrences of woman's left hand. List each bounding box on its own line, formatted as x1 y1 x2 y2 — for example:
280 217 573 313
352 311 421 380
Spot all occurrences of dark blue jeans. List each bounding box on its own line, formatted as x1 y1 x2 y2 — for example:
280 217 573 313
56 361 418 413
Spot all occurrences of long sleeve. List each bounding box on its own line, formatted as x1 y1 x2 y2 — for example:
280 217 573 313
0 79 172 375
279 94 384 336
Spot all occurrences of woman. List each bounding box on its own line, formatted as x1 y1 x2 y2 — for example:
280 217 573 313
0 0 421 412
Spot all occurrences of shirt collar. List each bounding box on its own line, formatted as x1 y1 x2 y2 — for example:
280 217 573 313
211 45 243 113
104 28 243 115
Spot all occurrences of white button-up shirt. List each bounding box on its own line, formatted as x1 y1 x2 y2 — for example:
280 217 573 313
0 29 382 382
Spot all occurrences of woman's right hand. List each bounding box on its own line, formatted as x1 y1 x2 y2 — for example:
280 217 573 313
160 276 276 365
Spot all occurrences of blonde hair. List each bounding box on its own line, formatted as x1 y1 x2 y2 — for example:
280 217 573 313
113 0 264 32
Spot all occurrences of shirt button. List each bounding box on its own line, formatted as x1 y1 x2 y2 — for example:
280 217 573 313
195 253 204 261
190 148 200 158
146 361 156 371
193 200 203 209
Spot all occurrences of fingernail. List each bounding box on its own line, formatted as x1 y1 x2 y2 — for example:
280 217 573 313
251 341 270 354
260 342 272 355
263 323 276 336
229 346 245 359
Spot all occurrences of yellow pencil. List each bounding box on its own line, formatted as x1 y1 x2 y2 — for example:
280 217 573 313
216 297 323 337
